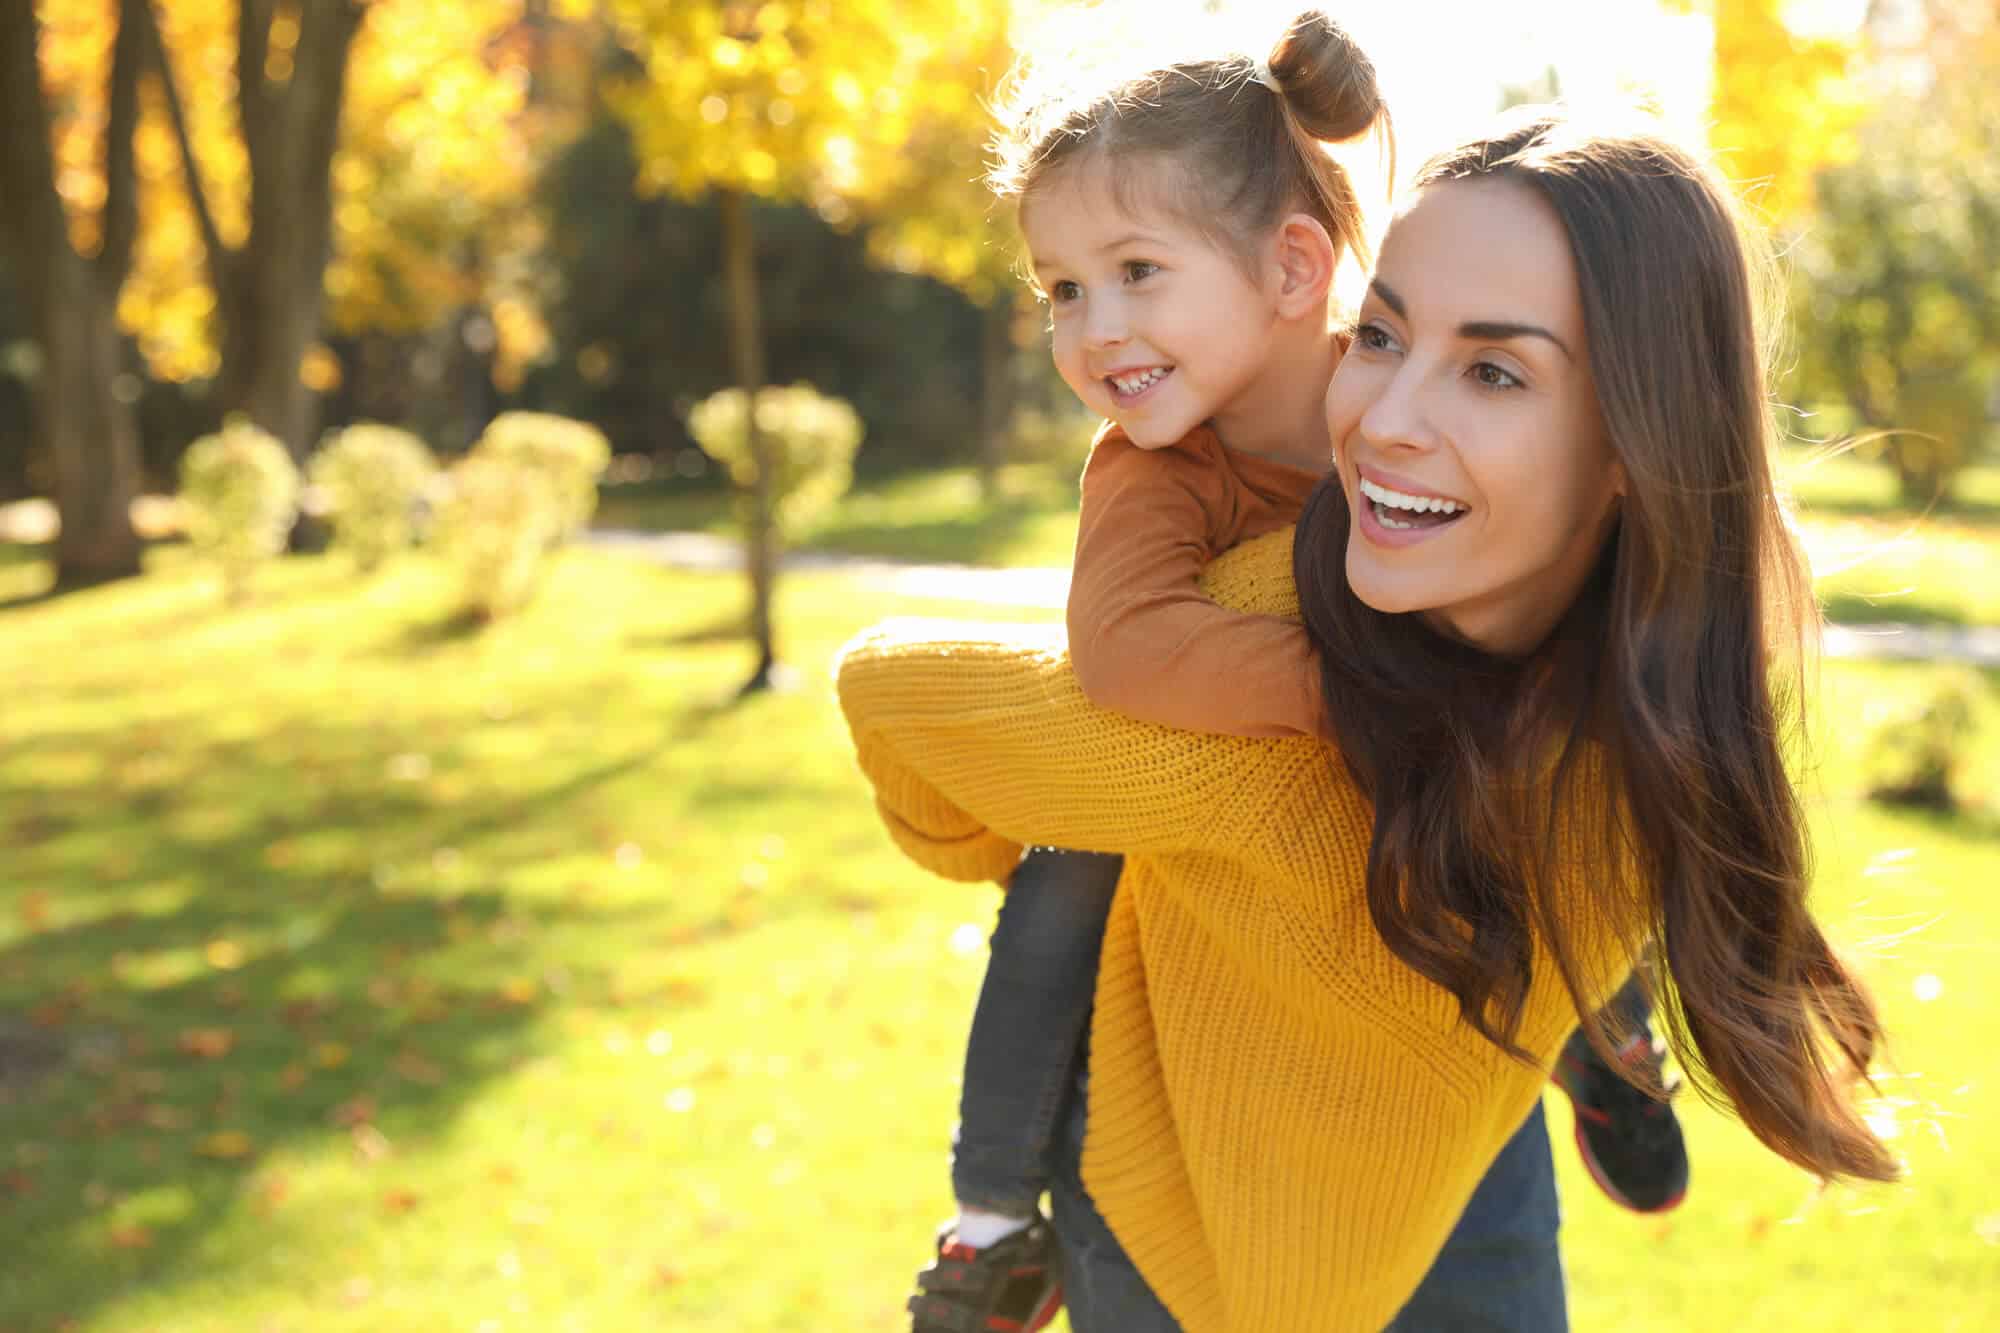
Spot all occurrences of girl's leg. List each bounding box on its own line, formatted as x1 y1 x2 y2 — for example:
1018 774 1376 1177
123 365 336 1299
951 847 1124 1220
1044 1065 1184 1333
1551 970 1690 1213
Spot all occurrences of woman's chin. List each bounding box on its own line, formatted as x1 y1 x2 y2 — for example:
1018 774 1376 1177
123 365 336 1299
1344 553 1435 618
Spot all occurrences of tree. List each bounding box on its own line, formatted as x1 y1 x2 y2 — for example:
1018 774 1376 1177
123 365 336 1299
1786 5 2000 503
603 0 1011 692
105 1 538 459
1672 0 1867 224
849 10 1024 495
0 0 148 584
131 0 365 469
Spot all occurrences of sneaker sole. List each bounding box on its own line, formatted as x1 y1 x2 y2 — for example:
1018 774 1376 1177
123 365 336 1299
1568 1117 1687 1215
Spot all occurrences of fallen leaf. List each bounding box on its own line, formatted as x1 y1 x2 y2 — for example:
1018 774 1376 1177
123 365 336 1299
393 1049 444 1086
330 1097 375 1129
108 1224 153 1250
177 1028 236 1060
197 1131 254 1160
277 1064 309 1091
18 891 51 930
204 939 246 970
313 1042 350 1070
351 1125 392 1162
142 1104 191 1131
381 1188 422 1214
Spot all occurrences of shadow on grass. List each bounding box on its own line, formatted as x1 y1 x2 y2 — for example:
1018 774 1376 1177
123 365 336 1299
391 606 493 653
0 542 131 612
0 714 665 1329
1820 592 1973 627
807 493 1070 566
640 613 748 649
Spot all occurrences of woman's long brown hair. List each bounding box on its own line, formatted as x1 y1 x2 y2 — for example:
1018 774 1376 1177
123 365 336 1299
1294 110 1898 1183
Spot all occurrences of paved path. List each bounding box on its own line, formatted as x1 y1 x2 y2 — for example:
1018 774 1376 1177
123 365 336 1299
586 528 2000 667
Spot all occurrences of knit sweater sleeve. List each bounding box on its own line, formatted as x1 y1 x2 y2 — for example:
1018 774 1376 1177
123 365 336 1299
836 529 1309 883
1067 435 1326 738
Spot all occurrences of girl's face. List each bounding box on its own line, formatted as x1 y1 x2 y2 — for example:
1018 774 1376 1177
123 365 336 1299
1326 176 1626 656
1022 161 1288 456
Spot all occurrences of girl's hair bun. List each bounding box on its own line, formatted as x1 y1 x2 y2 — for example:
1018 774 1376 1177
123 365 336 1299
1266 10 1383 143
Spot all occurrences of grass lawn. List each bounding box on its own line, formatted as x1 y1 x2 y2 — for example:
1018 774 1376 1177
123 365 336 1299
0 542 1996 1332
594 452 2000 628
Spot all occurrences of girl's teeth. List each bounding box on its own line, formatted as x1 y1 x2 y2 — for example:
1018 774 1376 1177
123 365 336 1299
1112 368 1168 395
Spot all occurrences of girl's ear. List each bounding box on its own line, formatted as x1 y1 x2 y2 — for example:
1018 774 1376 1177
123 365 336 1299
1271 213 1337 318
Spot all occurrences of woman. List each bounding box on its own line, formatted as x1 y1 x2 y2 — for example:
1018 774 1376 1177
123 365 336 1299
838 109 1896 1333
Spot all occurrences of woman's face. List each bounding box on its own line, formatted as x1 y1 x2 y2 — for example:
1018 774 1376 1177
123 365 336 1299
1326 176 1625 656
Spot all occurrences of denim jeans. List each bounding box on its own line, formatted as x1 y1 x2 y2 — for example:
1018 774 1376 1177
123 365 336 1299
1047 1071 1567 1333
951 847 1123 1216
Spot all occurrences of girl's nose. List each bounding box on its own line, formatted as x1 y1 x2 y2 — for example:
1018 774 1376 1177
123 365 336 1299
1082 299 1128 350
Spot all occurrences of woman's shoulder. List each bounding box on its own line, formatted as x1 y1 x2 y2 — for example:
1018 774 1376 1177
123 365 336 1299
1196 526 1300 619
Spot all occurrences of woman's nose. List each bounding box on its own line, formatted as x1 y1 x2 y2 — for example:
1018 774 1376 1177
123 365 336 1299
1357 366 1439 453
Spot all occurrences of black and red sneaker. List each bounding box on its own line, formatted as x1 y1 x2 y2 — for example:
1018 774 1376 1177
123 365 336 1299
1552 1031 1690 1214
907 1215 1064 1333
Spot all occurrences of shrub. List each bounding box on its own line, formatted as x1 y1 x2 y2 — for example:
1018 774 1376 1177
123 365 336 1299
429 454 558 621
177 418 300 602
1862 668 1984 811
687 383 863 538
309 424 437 572
473 412 610 543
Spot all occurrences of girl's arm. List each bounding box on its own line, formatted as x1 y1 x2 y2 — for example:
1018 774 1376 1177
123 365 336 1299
836 535 1320 883
1067 435 1325 738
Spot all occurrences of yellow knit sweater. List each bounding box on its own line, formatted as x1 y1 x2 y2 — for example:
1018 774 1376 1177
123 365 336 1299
836 528 1634 1332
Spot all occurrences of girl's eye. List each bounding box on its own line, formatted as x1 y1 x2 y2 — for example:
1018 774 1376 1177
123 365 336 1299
1471 362 1523 391
1123 261 1158 283
1049 280 1082 304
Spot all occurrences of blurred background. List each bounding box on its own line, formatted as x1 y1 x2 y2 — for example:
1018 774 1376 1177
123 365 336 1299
0 1 1994 1329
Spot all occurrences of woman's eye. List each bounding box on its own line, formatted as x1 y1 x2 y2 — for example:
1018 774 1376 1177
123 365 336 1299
1355 323 1396 352
1123 261 1158 283
1472 362 1523 390
1050 280 1082 304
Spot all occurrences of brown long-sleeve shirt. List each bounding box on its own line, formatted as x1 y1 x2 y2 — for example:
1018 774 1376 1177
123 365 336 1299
1066 423 1329 738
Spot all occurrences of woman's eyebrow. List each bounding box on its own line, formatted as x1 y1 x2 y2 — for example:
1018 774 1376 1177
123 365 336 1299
1368 278 1574 362
1459 320 1573 362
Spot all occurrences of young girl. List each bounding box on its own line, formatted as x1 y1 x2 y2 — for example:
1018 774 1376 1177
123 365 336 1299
904 15 1684 1333
849 97 1899 1333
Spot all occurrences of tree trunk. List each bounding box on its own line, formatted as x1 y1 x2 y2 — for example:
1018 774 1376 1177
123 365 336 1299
719 188 780 693
142 0 362 471
0 0 144 587
976 296 1014 499
34 276 145 586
